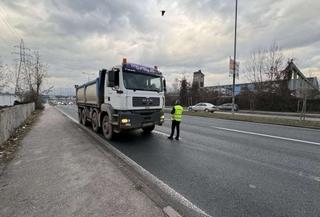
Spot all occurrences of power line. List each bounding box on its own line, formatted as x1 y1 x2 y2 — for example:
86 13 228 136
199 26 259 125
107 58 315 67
0 32 13 47
0 5 22 42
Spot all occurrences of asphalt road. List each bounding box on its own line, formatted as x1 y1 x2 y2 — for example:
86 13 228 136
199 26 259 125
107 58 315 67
58 105 320 217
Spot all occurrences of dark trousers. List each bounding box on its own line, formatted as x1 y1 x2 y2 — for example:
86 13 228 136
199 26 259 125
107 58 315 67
169 120 180 139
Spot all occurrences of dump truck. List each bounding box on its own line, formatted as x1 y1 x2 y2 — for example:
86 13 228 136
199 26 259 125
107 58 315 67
75 59 166 140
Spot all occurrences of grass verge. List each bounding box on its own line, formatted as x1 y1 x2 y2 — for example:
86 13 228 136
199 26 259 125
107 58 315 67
169 110 320 129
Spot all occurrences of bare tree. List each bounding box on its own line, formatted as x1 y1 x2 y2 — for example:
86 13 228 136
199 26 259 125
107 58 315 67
0 61 10 92
246 42 286 90
245 48 266 91
12 49 48 108
172 77 180 93
265 42 285 82
245 42 293 111
179 76 190 106
33 51 46 106
0 61 5 92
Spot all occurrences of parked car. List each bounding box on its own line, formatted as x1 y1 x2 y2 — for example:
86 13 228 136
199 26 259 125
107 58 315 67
188 103 218 113
218 103 239 111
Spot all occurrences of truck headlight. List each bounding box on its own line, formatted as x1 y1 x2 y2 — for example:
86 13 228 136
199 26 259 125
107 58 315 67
160 115 165 120
121 118 130 124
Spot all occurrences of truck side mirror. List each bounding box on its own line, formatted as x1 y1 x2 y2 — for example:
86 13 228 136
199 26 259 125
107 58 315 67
163 79 167 92
108 69 119 87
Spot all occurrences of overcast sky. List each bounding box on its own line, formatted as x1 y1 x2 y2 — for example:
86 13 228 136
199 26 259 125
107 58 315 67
0 0 319 89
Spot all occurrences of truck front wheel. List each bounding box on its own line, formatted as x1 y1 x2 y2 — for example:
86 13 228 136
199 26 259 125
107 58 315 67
142 125 155 134
102 115 113 140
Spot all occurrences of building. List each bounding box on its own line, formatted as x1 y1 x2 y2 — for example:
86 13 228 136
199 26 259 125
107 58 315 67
192 70 205 88
204 61 319 98
0 92 18 106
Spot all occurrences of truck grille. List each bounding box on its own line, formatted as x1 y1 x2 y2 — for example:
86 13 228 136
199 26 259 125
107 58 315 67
132 97 160 107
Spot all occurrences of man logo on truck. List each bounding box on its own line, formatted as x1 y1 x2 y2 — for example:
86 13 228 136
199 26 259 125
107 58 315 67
142 98 153 105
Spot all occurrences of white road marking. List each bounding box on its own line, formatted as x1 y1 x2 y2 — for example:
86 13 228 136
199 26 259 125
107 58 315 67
154 130 183 140
163 206 182 217
14 160 22 166
211 126 320 146
249 184 256 189
153 130 169 137
313 177 320 182
56 107 78 123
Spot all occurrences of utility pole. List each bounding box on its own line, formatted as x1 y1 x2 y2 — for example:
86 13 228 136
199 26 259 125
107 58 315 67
12 38 31 96
231 0 238 115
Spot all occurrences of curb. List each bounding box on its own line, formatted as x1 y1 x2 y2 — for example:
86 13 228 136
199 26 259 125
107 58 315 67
55 106 211 217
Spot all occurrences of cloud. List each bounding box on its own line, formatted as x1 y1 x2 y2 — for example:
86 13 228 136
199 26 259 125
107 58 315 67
0 0 319 89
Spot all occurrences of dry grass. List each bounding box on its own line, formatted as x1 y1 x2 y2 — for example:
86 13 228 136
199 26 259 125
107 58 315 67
170 110 320 129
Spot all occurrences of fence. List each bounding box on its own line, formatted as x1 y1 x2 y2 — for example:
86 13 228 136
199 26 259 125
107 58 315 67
0 103 35 145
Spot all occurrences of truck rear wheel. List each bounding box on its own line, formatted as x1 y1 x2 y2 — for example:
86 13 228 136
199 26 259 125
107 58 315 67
78 109 82 124
81 109 88 126
142 125 155 134
91 111 99 132
102 115 113 140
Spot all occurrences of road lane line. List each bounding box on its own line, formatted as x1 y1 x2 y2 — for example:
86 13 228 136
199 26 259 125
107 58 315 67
55 107 209 216
56 107 78 123
211 126 320 146
153 130 169 137
154 130 183 140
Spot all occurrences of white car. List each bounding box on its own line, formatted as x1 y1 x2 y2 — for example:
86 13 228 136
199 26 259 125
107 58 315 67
188 103 218 113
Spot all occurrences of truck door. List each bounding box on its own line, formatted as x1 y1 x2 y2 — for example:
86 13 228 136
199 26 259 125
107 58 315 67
105 68 121 108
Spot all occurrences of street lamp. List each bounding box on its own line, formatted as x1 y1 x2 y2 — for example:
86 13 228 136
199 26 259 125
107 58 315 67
232 0 238 115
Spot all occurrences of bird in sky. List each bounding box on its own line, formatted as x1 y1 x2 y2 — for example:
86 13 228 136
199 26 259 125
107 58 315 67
161 10 165 16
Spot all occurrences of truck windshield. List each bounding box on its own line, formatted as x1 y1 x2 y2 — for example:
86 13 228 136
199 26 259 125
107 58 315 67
123 71 162 92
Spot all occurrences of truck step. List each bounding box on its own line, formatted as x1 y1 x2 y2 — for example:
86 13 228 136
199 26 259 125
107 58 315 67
112 122 119 125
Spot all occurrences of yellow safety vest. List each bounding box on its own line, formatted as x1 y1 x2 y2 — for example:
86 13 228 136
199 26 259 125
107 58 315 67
172 105 183 122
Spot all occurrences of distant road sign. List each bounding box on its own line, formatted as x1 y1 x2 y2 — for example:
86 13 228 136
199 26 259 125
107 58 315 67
229 57 240 79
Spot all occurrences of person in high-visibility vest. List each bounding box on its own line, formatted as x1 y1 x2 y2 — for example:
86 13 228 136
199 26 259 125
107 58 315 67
168 99 183 140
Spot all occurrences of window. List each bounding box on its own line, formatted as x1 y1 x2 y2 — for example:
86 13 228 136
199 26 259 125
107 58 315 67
123 71 162 92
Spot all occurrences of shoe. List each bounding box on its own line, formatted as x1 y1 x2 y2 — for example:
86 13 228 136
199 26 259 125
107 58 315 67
175 137 179 140
168 137 173 140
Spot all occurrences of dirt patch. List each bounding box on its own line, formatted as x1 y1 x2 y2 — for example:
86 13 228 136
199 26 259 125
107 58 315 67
0 110 42 173
183 111 320 129
165 109 320 129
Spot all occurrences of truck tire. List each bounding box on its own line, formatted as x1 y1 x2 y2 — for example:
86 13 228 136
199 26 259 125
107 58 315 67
142 125 155 134
78 109 82 124
102 115 113 140
81 109 88 126
91 111 99 132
